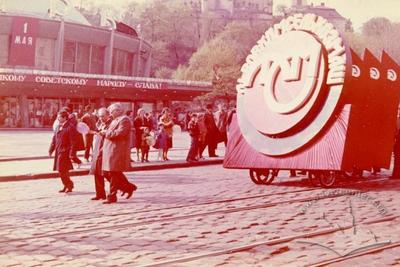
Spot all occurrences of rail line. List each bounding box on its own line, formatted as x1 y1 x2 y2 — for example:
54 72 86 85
141 215 399 267
309 240 400 266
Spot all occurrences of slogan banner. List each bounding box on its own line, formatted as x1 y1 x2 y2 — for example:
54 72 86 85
8 17 39 66
0 73 168 90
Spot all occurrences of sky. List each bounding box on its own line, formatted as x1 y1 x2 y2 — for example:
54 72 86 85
73 0 400 31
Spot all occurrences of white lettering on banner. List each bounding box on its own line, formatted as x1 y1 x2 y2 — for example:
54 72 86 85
0 74 26 82
96 80 127 87
238 13 346 93
35 76 88 86
14 35 34 46
134 82 162 89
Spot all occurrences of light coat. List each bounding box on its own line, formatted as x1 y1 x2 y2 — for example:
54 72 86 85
102 115 132 172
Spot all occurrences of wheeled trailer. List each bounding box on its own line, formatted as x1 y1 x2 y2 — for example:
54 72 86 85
223 13 400 188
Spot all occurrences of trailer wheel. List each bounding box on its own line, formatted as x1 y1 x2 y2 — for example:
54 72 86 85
249 169 262 185
319 171 337 188
249 169 275 185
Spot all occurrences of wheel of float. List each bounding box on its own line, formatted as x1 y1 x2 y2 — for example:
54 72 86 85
249 169 262 185
257 169 275 185
249 169 275 185
319 171 337 188
308 171 321 187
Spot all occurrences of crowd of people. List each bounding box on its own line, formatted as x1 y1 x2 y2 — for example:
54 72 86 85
48 102 236 203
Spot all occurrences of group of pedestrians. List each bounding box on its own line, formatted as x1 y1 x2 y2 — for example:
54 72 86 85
49 102 236 203
132 107 174 162
185 103 235 162
49 103 137 204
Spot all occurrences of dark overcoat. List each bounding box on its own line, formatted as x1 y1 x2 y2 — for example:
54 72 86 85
204 112 219 135
89 118 112 175
102 115 132 172
134 116 150 148
49 122 74 172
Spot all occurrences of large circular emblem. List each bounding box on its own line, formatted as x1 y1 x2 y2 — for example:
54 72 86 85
236 13 348 156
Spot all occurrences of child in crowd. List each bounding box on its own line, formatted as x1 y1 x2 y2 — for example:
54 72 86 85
186 113 200 162
154 123 168 161
141 127 151 162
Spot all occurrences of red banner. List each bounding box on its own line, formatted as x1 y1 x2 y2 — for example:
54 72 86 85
8 17 39 66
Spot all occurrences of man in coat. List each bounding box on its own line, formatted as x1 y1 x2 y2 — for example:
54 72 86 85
81 105 98 162
214 103 228 147
204 104 219 157
49 110 75 193
89 108 112 200
102 103 137 204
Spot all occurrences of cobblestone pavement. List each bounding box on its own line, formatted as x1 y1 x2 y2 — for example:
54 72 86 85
0 165 399 266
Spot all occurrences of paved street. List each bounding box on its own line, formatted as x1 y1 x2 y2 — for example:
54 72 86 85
1 164 400 266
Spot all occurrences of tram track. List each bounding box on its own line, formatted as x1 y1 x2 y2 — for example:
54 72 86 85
309 239 400 266
0 186 372 244
140 215 399 267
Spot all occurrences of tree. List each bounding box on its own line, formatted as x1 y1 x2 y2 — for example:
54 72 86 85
173 20 271 103
137 0 200 75
345 18 400 64
362 17 392 37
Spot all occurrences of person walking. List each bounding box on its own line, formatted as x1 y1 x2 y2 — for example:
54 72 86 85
89 108 112 200
204 104 219 157
102 103 137 204
159 108 174 160
53 107 84 167
186 113 200 162
134 108 150 161
197 113 207 159
81 105 98 162
49 110 75 193
215 103 228 147
154 123 168 161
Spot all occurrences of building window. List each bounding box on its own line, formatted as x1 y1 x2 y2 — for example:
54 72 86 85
76 43 90 73
90 46 104 74
62 41 105 74
112 49 133 76
35 38 55 71
0 35 10 67
63 41 76 72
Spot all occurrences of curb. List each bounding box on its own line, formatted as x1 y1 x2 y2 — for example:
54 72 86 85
0 159 224 182
0 148 190 162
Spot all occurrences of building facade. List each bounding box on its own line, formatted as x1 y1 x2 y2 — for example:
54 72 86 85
288 1 350 33
0 0 212 128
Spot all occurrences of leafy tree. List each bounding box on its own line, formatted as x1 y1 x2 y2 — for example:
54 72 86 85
137 0 200 75
346 18 400 64
362 17 392 37
173 20 271 104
